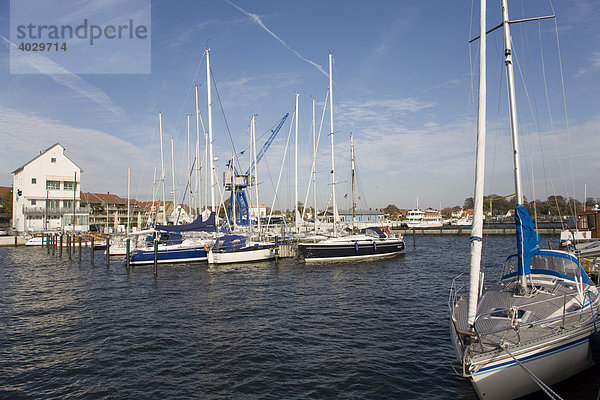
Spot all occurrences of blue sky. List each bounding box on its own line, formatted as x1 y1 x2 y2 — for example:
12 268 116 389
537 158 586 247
1 0 599 212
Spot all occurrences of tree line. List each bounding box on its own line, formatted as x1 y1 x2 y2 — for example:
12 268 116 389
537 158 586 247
381 195 598 220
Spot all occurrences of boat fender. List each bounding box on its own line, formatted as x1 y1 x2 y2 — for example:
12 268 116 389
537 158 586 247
204 244 209 252
590 332 600 364
355 242 359 253
373 242 377 251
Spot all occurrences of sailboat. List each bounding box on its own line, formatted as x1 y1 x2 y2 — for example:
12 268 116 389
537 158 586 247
128 212 215 265
207 115 277 264
449 1 600 399
298 129 404 262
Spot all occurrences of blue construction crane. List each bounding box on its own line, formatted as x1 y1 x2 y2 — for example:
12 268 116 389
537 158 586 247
224 113 289 226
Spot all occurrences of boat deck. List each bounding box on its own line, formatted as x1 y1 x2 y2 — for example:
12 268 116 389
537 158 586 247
452 276 598 356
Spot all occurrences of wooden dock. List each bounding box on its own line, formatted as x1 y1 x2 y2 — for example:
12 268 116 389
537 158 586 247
392 227 562 236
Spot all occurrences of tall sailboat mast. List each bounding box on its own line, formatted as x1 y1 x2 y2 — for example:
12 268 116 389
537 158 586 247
468 0 487 327
312 97 317 236
501 0 523 207
206 48 216 214
171 137 176 220
350 132 356 234
329 52 338 236
195 85 201 213
252 115 261 235
294 92 301 232
158 112 167 225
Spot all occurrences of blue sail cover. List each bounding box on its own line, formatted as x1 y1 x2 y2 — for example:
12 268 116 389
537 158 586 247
515 205 541 276
155 212 216 232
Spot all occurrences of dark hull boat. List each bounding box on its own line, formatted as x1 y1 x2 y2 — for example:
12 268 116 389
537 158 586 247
298 227 404 262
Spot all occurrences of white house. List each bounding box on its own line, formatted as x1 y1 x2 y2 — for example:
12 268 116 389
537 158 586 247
12 143 90 233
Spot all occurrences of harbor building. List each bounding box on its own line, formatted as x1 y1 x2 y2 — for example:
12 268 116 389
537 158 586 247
12 143 90 234
338 209 385 224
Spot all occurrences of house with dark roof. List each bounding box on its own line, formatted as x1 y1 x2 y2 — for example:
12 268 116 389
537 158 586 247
12 144 90 233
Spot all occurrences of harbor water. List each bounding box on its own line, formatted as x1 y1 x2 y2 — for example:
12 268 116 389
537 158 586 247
1 235 599 399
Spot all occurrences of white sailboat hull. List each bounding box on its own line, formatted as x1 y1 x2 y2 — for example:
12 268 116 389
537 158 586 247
207 246 276 264
465 328 595 399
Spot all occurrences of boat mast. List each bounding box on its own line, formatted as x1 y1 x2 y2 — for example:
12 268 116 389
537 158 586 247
127 166 130 235
252 115 260 236
468 0 487 327
158 112 167 225
312 97 317 236
231 151 236 230
351 132 356 234
294 92 301 232
194 85 201 214
502 0 528 292
329 52 338 236
502 0 523 206
187 114 190 212
171 137 176 221
206 48 216 216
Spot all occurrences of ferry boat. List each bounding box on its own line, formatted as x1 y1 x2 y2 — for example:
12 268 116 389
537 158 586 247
405 208 443 228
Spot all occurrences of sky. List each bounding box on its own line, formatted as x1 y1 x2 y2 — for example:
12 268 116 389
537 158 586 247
0 0 599 213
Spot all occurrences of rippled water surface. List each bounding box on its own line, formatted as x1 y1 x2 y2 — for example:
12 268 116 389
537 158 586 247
1 235 598 399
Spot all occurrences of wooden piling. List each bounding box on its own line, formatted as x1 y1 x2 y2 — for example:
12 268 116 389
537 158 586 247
59 234 63 257
412 228 416 248
126 238 131 270
153 238 158 276
78 236 82 261
90 236 95 265
47 234 50 254
106 236 110 267
51 235 56 256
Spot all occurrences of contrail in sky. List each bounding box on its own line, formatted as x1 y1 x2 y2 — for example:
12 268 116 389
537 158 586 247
224 0 328 77
1 35 124 117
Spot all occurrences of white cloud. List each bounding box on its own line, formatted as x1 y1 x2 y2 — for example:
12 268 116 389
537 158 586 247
576 51 600 77
0 106 151 198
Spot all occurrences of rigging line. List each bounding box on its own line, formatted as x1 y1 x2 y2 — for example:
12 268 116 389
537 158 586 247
171 52 208 149
267 107 294 228
551 7 577 221
537 21 559 216
301 89 329 220
209 66 239 165
135 118 161 207
502 345 564 400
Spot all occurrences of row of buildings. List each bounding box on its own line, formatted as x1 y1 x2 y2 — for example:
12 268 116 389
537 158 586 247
4 143 386 235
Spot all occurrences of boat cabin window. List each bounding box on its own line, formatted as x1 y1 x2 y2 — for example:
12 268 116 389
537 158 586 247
501 253 584 282
488 308 529 321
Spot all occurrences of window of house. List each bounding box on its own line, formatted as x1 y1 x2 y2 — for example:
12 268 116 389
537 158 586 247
46 180 60 190
46 199 60 208
63 181 76 191
30 199 36 205
51 157 56 163
63 200 73 208
31 178 37 184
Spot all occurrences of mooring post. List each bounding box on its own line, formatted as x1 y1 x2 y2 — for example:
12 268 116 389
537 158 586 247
46 234 50 254
68 234 72 259
153 237 158 276
52 235 56 256
412 228 416 248
106 235 110 267
78 236 82 261
126 238 131 271
59 234 63 257
90 236 95 265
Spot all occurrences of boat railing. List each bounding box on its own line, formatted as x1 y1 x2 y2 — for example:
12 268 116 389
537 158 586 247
471 290 597 344
448 273 467 314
